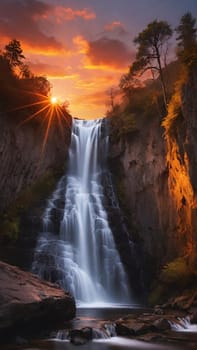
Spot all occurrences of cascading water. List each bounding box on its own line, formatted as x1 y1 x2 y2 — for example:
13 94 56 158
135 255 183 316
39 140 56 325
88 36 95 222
32 118 131 304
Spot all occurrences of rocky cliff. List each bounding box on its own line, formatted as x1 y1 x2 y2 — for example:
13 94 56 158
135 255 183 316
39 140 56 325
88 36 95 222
109 115 169 288
108 68 197 292
165 69 197 262
0 112 71 212
0 112 71 268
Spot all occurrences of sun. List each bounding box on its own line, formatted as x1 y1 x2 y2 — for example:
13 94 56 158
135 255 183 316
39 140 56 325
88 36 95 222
50 96 58 105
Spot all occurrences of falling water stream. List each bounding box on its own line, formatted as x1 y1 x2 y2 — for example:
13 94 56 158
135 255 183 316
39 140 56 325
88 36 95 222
33 118 131 305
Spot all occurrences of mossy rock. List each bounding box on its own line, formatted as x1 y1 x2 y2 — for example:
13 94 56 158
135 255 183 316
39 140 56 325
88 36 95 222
160 257 194 287
148 257 197 306
1 218 20 241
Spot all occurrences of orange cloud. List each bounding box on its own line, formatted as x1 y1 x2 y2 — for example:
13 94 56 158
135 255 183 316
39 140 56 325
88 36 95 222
75 75 116 90
73 35 89 54
74 90 109 107
54 6 96 22
28 61 68 77
86 37 133 69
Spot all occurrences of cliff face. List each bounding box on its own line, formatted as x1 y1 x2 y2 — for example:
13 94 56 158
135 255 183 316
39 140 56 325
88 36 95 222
0 113 71 269
109 118 169 283
0 113 71 211
109 69 197 285
165 70 197 261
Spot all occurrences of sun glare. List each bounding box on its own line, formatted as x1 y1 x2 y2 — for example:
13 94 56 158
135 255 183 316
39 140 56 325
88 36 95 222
51 96 58 104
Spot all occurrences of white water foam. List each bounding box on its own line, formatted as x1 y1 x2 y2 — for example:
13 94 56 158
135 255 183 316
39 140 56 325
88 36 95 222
170 316 197 332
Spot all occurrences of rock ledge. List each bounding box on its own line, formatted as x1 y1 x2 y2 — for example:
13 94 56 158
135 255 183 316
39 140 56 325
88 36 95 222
0 261 76 341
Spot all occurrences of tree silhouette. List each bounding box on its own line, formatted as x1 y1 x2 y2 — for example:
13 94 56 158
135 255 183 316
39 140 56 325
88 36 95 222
131 20 172 109
20 63 32 79
176 12 197 51
176 12 197 66
4 39 25 70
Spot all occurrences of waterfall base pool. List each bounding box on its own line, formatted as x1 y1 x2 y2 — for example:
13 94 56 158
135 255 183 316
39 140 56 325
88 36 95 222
1 307 196 350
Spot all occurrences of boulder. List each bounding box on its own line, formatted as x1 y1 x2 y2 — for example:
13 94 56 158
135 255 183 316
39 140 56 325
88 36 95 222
69 327 93 345
0 261 76 341
153 318 171 331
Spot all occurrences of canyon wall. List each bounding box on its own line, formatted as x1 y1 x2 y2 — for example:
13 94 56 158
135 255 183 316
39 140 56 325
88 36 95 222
109 69 197 285
0 112 71 268
165 69 197 262
0 113 71 212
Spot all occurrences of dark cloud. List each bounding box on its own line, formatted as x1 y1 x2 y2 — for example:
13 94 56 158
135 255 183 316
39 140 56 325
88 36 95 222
0 0 64 53
87 37 134 69
104 21 128 36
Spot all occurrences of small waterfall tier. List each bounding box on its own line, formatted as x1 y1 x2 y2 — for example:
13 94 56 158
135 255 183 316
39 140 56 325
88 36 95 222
32 118 131 304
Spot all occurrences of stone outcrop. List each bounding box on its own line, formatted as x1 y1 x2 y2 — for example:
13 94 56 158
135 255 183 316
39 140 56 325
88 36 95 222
0 112 71 212
0 261 76 342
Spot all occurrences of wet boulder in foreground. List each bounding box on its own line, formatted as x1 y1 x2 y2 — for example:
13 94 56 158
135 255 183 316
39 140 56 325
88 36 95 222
0 261 76 341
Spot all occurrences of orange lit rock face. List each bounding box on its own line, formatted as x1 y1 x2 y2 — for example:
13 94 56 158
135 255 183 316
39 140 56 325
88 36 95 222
166 137 196 256
165 70 197 260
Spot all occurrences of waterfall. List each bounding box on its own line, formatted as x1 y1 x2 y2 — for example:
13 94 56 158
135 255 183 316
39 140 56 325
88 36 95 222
32 118 131 304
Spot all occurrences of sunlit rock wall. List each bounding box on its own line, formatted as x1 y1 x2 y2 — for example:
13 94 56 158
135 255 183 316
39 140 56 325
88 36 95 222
109 69 197 284
165 69 197 261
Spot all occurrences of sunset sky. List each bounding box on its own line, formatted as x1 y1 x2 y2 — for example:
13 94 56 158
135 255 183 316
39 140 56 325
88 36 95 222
0 0 197 119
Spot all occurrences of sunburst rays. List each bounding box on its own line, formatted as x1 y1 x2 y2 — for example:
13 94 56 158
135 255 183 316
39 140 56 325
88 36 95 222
6 91 71 153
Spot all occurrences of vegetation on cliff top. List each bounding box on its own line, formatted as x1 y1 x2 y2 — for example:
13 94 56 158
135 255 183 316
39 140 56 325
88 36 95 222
108 12 197 143
162 12 197 137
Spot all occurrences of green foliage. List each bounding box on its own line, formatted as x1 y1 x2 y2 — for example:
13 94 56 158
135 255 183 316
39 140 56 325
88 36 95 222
108 104 137 143
160 257 194 286
109 75 167 144
1 217 20 241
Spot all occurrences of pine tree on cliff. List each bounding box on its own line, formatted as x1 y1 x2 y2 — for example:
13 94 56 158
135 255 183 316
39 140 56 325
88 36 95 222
4 39 25 71
176 12 197 67
130 20 172 110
